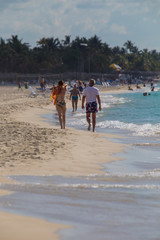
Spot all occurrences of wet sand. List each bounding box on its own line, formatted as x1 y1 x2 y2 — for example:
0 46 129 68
0 211 70 240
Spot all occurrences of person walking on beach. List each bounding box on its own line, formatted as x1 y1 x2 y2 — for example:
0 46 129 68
54 80 67 129
18 81 22 91
69 84 81 112
78 81 84 94
82 79 101 132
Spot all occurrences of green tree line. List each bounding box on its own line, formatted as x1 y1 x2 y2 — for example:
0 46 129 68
0 35 160 73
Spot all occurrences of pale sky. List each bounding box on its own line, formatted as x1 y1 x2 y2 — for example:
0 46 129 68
1 0 160 51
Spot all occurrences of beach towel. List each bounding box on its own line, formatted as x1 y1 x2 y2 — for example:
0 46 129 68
50 85 64 105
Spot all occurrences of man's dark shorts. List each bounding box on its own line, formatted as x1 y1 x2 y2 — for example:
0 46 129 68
86 101 98 113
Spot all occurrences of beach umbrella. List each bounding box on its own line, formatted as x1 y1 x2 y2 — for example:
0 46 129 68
109 64 121 71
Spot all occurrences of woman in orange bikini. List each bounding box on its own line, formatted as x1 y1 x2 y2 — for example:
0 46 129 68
53 80 67 129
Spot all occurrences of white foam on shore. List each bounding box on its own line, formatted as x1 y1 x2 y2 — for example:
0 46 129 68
101 94 130 109
57 183 160 190
96 120 160 137
88 169 160 178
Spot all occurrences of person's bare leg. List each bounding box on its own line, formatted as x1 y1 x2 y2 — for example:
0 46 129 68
75 100 78 111
86 113 91 131
92 113 96 132
56 106 63 129
59 113 63 129
62 106 66 129
72 99 74 112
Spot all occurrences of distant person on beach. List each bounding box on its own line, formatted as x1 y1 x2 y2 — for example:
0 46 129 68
18 81 22 91
78 81 84 94
150 79 155 91
69 84 81 112
83 82 87 88
128 85 133 91
24 81 28 89
82 79 101 132
44 79 47 89
55 80 67 129
39 77 45 89
136 83 141 89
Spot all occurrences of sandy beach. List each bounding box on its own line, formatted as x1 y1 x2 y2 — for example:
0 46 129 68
0 84 129 240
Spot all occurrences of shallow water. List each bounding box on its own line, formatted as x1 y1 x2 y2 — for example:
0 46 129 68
1 153 160 240
1 87 160 239
1 143 160 239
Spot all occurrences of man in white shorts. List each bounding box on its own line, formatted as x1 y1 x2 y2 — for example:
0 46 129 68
82 79 101 132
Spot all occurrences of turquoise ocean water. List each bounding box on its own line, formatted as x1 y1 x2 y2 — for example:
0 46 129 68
1 85 160 240
68 84 160 137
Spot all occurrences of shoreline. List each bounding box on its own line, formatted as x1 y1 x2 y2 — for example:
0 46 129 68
0 84 132 240
0 85 126 180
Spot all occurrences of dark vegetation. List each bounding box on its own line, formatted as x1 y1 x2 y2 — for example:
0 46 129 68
0 34 160 75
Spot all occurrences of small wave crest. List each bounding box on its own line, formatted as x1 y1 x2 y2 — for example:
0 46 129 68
57 183 160 190
88 169 160 179
97 120 160 136
101 94 130 109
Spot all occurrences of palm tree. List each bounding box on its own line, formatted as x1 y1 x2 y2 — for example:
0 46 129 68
7 35 30 54
37 37 61 51
62 35 71 46
6 35 30 72
124 40 138 54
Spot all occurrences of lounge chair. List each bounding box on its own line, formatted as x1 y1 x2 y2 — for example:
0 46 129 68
28 86 38 97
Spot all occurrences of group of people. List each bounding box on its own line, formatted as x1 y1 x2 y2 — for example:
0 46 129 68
52 79 101 132
17 81 29 90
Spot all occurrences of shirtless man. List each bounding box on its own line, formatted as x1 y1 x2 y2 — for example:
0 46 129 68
55 80 67 129
69 84 81 112
40 77 45 89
